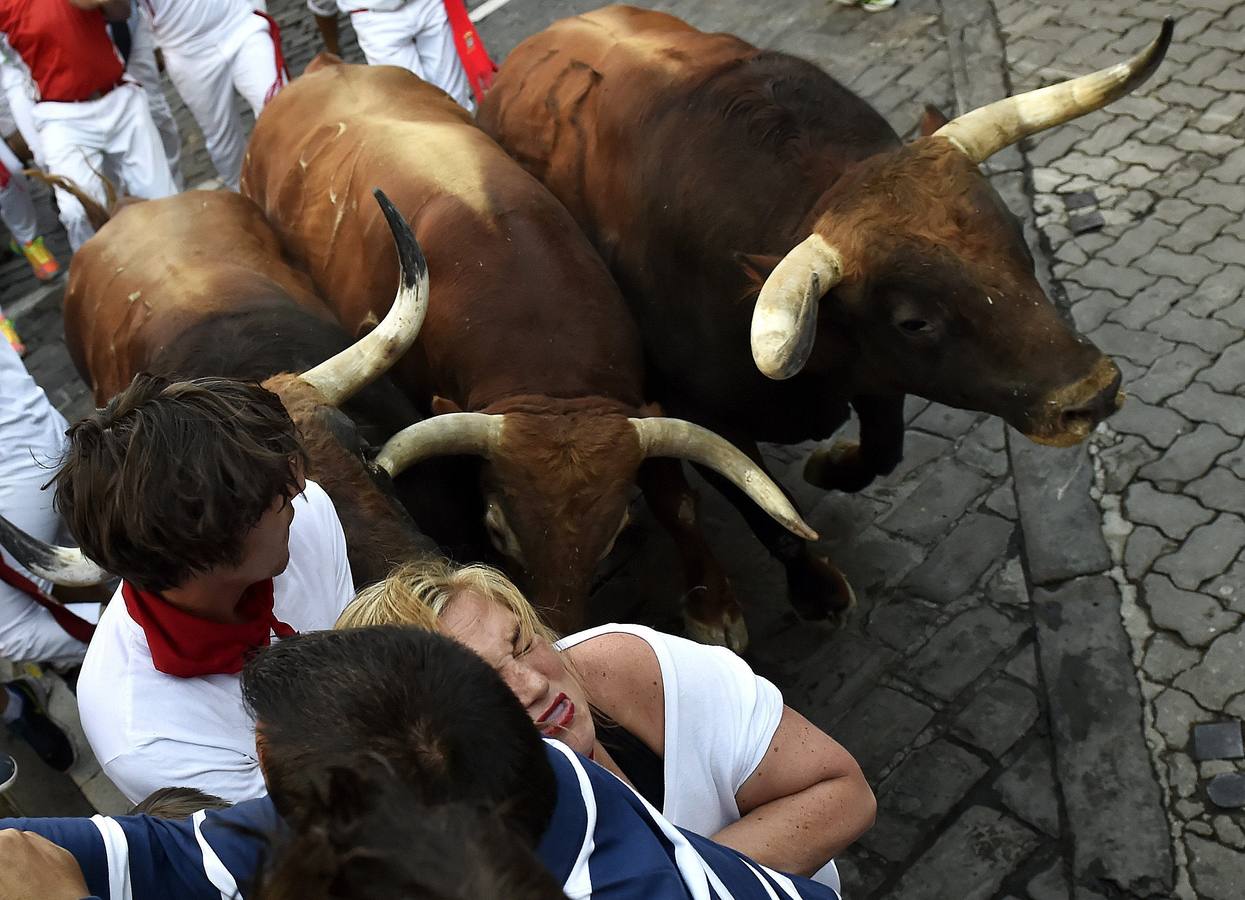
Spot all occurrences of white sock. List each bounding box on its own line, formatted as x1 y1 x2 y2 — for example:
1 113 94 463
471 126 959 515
1 685 23 724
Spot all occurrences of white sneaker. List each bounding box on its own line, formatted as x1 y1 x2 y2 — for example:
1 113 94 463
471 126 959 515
0 752 15 794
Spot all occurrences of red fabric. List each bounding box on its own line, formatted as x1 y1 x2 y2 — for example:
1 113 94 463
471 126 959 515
254 11 289 106
0 0 124 103
442 0 496 104
122 579 294 678
0 556 94 644
0 159 9 189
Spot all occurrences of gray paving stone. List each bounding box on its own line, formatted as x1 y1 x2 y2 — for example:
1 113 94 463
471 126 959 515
952 676 1038 757
1125 525 1175 581
867 597 941 653
1208 773 1245 809
1143 574 1240 647
883 806 1040 900
1027 860 1071 900
1205 558 1245 611
861 740 990 861
1068 259 1157 297
1198 343 1245 393
984 481 1018 519
985 556 1028 608
1152 196 1204 226
994 738 1060 837
1148 308 1242 354
1106 276 1183 329
1097 434 1161 493
1137 423 1238 484
1137 247 1224 285
1219 297 1245 328
831 686 935 779
1187 466 1245 517
1174 625 1245 709
1201 234 1245 266
1142 631 1202 681
907 606 1026 702
1111 137 1184 171
878 461 990 544
1181 177 1245 213
902 513 1015 604
1072 290 1126 333
1089 322 1176 366
1193 721 1245 761
1154 687 1210 751
1127 343 1213 405
909 403 981 440
1168 383 1245 437
1125 482 1215 540
1012 438 1110 584
1153 514 1245 590
1003 643 1039 685
1161 205 1238 253
1033 576 1174 896
1187 835 1245 900
1101 219 1177 267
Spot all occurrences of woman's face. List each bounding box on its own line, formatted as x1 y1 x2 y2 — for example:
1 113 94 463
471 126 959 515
440 590 595 756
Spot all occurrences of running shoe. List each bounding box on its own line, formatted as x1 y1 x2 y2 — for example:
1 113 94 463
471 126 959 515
0 751 15 794
0 313 25 356
20 236 60 281
4 680 76 773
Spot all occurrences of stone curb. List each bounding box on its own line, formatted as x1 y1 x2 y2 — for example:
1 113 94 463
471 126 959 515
940 0 1175 895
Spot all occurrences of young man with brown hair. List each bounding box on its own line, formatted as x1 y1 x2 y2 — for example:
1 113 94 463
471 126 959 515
60 373 355 804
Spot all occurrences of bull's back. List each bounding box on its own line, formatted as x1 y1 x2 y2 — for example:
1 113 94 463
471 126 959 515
482 6 898 430
65 192 336 402
243 61 645 411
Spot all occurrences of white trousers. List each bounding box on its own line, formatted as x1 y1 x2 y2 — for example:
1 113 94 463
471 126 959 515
127 7 182 188
0 459 86 669
0 62 43 166
351 0 473 112
0 136 36 245
162 17 283 190
34 83 178 250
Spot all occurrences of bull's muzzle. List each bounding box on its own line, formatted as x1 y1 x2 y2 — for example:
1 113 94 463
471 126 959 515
1025 356 1123 447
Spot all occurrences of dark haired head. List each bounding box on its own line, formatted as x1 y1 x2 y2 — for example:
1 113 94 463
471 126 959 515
54 373 307 592
242 626 556 843
253 762 565 900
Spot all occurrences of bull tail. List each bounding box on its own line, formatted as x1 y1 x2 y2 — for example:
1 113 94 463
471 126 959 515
22 169 115 232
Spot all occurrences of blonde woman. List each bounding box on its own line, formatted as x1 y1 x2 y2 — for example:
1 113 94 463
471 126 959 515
339 561 875 889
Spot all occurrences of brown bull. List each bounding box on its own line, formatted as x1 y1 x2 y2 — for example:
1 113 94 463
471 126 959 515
478 5 1171 622
241 58 813 646
3 189 435 588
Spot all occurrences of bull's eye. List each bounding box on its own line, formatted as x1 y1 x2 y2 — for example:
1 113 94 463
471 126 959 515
898 318 934 335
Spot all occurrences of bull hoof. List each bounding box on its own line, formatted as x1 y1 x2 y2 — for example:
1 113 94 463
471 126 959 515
803 441 876 493
788 553 856 629
684 608 750 654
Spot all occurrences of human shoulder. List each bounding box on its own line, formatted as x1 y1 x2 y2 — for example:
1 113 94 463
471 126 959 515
563 626 665 743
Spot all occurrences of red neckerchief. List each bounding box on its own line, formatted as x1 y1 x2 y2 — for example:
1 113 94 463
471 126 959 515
0 556 95 643
442 0 497 104
122 579 295 678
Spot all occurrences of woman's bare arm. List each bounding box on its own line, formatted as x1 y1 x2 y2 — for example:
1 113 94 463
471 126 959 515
714 706 876 875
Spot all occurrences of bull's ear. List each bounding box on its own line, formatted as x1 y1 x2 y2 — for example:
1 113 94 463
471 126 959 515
735 252 782 292
431 395 462 415
638 401 664 418
919 104 950 136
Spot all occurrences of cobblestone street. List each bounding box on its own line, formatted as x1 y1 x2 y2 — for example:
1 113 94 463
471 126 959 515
1 1 1242 898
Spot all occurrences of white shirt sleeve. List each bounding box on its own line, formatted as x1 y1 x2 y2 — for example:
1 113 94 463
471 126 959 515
100 737 267 805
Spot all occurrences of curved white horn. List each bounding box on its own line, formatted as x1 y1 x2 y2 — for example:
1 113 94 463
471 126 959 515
629 417 818 541
375 412 505 476
935 18 1173 164
300 188 430 406
0 514 110 587
750 234 844 381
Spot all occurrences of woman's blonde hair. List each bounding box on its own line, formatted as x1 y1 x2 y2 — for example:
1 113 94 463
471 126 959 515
337 559 560 648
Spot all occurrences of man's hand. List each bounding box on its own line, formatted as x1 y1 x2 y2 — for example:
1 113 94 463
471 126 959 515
0 830 90 900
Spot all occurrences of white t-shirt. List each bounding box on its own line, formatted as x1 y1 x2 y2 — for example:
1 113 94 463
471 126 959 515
558 623 840 890
141 0 267 55
77 479 354 805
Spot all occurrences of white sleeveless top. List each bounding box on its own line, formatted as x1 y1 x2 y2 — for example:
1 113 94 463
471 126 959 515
557 623 841 891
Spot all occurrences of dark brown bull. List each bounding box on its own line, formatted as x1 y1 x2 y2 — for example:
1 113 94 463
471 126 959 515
0 189 436 589
241 58 813 645
478 5 1171 622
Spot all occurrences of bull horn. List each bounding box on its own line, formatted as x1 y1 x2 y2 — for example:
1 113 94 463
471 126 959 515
629 418 819 542
750 233 844 380
0 514 110 587
934 18 1173 164
374 413 505 476
300 188 430 406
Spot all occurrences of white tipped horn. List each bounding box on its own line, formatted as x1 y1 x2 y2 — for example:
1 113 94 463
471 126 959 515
0 514 110 587
300 188 430 406
934 18 1174 164
750 233 844 380
374 412 505 476
629 417 818 541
